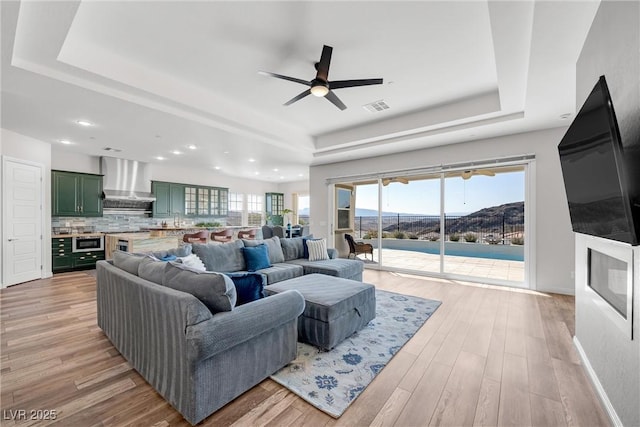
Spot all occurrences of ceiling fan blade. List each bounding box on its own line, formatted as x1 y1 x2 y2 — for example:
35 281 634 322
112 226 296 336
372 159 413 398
330 78 384 90
325 90 347 110
284 89 311 106
315 45 333 81
258 71 311 87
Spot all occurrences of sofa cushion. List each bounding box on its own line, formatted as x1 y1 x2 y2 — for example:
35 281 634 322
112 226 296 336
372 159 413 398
192 240 246 272
280 236 306 261
243 236 285 264
138 256 167 284
285 258 364 281
242 244 271 272
256 263 304 285
224 272 266 306
306 239 329 261
112 250 145 275
162 262 237 314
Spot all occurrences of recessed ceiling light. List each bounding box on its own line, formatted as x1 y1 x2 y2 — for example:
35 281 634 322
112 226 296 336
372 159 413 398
273 168 279 172
254 171 259 175
58 139 72 145
214 166 221 170
76 120 93 127
155 156 165 160
171 150 182 155
248 158 256 163
280 176 285 179
298 173 304 177
223 151 229 154
187 144 197 150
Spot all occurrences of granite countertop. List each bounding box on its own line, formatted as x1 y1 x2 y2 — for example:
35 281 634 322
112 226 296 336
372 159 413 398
106 233 179 240
52 233 104 238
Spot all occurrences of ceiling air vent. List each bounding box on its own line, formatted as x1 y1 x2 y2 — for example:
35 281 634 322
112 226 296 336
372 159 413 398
363 100 390 113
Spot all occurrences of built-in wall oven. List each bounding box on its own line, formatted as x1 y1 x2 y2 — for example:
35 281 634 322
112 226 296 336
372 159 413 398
72 235 104 253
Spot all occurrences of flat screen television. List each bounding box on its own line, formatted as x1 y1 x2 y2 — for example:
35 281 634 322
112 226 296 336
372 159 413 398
558 75 639 246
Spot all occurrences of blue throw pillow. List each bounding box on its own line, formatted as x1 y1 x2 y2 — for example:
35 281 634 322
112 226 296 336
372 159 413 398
303 237 321 259
225 272 266 306
241 244 271 272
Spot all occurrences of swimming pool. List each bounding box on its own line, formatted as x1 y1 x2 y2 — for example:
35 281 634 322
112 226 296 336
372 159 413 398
364 239 525 262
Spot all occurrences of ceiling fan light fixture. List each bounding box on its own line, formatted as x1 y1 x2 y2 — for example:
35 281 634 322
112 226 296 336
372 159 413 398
310 84 329 97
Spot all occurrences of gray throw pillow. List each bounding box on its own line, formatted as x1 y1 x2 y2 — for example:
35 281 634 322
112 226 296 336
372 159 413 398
162 262 237 314
192 240 246 272
242 236 285 264
280 236 309 261
138 256 166 284
112 250 145 275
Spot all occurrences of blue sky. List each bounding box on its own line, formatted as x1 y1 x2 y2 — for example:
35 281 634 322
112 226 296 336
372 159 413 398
355 171 525 215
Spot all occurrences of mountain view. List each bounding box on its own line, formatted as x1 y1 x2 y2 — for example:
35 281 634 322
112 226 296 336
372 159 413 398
353 201 525 237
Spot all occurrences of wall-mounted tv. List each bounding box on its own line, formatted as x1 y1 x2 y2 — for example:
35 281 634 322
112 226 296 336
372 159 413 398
558 75 639 246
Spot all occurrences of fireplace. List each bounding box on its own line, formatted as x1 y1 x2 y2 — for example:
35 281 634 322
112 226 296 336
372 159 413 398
582 235 635 339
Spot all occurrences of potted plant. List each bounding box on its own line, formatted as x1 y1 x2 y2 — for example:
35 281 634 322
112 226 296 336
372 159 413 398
282 208 293 229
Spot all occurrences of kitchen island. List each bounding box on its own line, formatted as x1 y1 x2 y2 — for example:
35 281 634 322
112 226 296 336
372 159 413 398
105 233 183 260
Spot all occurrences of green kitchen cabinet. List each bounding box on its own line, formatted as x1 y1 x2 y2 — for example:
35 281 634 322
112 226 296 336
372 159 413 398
51 237 73 271
52 237 105 272
184 185 228 217
152 181 185 217
266 192 284 225
52 170 103 217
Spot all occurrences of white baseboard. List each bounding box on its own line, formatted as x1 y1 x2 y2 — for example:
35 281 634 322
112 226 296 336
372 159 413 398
573 336 622 427
535 285 575 296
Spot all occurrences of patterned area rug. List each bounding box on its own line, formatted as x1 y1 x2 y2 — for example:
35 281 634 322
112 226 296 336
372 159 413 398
270 289 441 418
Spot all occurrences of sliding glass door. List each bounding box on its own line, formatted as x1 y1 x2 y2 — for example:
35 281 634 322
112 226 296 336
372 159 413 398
443 166 525 282
347 161 528 287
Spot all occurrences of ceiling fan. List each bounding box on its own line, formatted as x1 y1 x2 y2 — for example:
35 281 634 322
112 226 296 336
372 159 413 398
258 45 383 111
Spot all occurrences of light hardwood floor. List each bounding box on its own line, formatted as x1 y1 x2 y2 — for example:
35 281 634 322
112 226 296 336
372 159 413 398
0 270 610 426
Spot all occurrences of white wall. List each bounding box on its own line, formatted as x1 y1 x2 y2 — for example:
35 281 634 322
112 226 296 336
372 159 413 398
310 127 574 294
0 128 53 283
573 2 640 426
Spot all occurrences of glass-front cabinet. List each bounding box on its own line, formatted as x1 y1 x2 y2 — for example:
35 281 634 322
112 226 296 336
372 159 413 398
184 186 198 215
152 181 228 218
211 188 228 216
265 192 284 225
197 188 209 215
185 185 228 217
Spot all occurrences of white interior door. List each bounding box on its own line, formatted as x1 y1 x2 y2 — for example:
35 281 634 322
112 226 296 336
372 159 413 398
2 157 43 287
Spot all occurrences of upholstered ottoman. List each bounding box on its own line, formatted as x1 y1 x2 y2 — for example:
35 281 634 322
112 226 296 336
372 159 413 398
265 274 376 350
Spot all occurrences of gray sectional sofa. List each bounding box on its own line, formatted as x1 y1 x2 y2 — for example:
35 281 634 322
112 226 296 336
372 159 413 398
96 236 364 424
191 236 363 284
97 256 305 425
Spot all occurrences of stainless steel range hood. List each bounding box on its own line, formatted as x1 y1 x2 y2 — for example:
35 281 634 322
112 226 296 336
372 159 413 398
100 157 155 214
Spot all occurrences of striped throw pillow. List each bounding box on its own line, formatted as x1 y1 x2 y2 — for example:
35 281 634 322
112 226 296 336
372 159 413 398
307 238 329 261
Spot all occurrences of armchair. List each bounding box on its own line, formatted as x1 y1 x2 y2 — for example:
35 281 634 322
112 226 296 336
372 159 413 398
345 234 374 260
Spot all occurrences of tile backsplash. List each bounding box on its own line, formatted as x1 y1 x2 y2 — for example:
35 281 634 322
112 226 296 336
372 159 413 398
51 215 225 232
